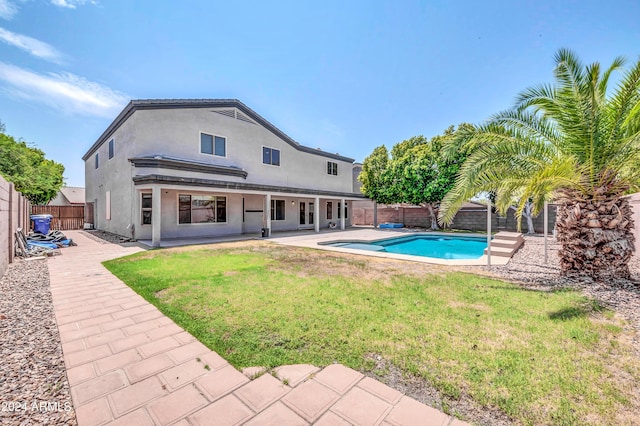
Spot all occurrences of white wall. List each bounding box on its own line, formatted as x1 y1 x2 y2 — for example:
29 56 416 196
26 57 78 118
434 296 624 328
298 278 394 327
85 114 139 238
85 106 356 238
130 108 354 193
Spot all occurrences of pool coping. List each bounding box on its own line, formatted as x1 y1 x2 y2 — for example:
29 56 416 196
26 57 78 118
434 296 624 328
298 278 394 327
270 229 511 266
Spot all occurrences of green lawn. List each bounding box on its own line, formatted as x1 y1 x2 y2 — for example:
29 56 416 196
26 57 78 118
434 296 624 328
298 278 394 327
104 242 640 425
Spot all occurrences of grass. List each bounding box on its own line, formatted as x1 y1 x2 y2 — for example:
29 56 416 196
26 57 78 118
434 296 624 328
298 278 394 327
104 242 640 425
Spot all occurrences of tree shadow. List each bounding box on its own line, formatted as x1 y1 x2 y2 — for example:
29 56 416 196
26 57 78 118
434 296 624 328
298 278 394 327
548 300 603 321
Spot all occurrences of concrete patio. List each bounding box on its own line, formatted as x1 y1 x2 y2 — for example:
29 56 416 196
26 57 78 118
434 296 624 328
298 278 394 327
48 231 471 425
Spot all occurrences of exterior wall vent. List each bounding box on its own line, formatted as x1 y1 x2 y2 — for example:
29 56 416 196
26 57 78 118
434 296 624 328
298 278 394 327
211 109 256 125
235 111 255 124
212 109 235 118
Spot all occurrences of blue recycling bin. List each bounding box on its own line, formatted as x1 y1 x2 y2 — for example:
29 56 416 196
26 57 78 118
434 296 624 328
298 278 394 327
31 214 53 234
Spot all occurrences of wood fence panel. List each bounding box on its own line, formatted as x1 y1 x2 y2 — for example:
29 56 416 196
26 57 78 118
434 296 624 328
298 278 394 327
85 202 94 226
31 205 85 231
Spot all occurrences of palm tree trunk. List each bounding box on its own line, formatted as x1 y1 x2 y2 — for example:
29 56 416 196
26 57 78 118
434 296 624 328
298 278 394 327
524 201 536 234
555 193 635 280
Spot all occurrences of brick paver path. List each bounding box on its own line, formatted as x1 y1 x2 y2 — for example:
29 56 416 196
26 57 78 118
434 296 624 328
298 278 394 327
48 231 470 425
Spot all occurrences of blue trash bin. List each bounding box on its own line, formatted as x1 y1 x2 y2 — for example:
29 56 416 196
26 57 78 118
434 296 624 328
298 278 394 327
31 214 53 234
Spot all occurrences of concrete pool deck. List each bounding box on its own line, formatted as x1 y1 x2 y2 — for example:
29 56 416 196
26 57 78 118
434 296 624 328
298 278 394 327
270 228 511 266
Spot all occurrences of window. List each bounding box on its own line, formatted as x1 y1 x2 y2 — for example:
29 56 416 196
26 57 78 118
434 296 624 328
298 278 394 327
200 133 226 156
271 199 285 221
338 202 348 219
262 147 280 166
95 153 99 169
179 194 226 224
326 201 333 220
108 139 114 159
327 161 338 175
105 191 111 221
141 193 152 225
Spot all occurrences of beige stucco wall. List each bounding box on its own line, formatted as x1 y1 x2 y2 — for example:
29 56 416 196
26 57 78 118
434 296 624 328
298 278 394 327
85 106 356 239
85 111 139 238
130 108 354 193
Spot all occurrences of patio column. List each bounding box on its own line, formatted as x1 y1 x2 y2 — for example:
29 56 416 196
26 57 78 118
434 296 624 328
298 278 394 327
314 197 320 233
340 198 345 230
265 193 271 237
151 186 162 247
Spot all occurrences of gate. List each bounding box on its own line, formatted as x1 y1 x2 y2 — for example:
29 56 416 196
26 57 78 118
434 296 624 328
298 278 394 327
31 205 85 231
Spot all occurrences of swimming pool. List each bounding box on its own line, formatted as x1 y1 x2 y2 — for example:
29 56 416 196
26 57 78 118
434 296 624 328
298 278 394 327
326 234 488 260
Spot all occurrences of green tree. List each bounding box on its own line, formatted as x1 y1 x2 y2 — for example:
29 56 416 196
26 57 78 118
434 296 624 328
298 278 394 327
359 125 470 230
439 49 640 280
0 123 65 204
358 145 394 204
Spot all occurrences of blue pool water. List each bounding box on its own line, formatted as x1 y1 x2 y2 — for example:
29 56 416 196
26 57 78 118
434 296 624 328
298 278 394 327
328 234 488 260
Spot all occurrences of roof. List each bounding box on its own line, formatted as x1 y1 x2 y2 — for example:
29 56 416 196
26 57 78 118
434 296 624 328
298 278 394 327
82 99 355 163
60 186 85 204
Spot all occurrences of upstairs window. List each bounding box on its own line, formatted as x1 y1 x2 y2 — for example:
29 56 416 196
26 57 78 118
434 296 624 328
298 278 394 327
262 147 280 166
95 153 99 169
108 139 114 159
327 161 338 175
270 199 285 220
201 133 226 157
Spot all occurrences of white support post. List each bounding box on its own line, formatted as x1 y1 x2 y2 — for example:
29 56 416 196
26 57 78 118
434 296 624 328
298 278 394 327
487 200 491 268
340 198 346 230
544 201 548 264
265 193 271 237
151 186 161 248
314 197 320 233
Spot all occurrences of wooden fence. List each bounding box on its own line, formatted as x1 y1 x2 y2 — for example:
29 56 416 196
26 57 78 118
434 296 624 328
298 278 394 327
0 175 30 279
31 205 85 231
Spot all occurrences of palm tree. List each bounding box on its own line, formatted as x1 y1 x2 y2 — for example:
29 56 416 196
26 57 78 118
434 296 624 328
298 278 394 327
439 49 640 280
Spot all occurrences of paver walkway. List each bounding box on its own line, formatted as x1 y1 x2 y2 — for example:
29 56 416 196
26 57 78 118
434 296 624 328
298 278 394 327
48 231 470 425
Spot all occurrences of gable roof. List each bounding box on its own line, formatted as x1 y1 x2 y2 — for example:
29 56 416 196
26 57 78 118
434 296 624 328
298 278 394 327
82 99 355 163
60 186 85 204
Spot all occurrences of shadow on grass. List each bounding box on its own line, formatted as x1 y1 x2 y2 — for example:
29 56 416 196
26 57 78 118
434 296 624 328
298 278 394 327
548 300 603 321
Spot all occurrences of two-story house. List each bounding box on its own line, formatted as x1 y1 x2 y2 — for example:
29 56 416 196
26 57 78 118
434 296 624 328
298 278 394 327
82 99 365 246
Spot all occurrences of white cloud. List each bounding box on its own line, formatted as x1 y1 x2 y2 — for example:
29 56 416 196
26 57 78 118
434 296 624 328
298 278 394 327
0 0 18 19
50 0 96 9
0 27 64 63
0 62 129 117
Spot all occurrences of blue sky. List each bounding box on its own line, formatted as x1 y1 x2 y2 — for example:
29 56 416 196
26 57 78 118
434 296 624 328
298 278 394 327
0 0 638 187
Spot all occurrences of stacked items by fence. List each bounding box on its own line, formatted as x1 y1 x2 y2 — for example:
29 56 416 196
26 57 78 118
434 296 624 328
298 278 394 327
0 175 31 279
352 201 557 233
31 205 85 231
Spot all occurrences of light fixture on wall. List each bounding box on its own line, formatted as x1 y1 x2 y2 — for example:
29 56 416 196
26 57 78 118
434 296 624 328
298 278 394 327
291 201 295 206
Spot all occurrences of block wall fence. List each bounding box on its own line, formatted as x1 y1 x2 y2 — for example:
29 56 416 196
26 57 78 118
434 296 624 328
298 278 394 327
352 201 557 233
0 175 31 279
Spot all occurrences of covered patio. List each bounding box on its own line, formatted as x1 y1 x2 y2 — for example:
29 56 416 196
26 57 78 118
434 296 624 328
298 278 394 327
133 177 365 247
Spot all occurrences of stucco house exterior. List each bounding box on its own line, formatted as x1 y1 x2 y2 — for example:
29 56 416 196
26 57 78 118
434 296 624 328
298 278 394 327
82 99 365 246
